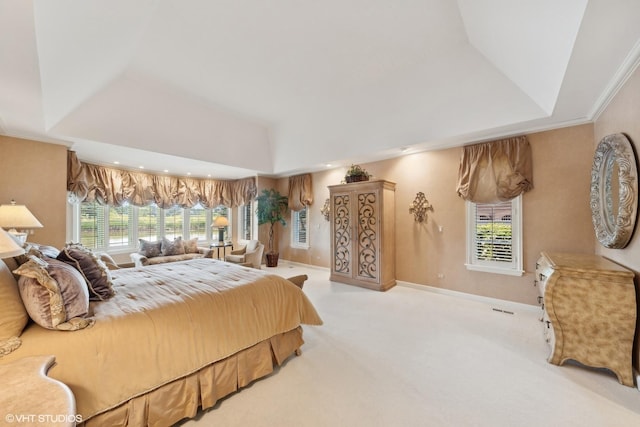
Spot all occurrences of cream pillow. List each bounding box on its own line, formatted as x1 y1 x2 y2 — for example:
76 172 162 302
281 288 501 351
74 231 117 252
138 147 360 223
184 237 199 254
0 260 28 357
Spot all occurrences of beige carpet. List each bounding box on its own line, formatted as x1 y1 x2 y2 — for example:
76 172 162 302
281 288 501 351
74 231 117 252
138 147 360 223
178 262 640 427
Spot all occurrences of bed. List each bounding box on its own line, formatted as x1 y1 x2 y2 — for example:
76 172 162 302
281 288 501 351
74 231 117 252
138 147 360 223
0 257 322 426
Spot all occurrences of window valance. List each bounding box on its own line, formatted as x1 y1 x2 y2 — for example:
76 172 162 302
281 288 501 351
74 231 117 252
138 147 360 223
456 136 533 203
67 151 257 208
288 174 313 211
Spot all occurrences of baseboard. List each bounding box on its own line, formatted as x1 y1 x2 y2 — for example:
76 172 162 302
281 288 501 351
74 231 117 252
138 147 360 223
397 280 540 313
279 260 539 312
276 259 330 272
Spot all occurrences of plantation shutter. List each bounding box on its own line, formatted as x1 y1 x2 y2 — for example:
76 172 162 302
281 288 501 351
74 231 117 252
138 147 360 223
293 208 308 245
242 203 253 240
80 202 105 248
473 201 513 265
138 205 160 241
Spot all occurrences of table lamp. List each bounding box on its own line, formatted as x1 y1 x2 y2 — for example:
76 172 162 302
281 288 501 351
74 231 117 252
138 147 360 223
0 228 25 257
0 200 44 245
213 216 229 243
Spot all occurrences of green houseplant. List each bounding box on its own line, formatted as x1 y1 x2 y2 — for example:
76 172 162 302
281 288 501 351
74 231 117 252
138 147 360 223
345 164 371 183
255 188 288 267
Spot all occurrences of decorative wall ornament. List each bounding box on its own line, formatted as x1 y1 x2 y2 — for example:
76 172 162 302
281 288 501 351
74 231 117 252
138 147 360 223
320 198 331 221
590 133 638 249
409 192 433 222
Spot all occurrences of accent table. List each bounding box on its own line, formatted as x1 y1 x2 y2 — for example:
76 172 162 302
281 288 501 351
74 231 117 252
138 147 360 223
210 242 233 260
0 355 77 425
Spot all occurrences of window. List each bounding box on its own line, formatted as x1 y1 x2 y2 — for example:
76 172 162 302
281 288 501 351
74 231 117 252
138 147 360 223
465 195 523 276
238 202 255 241
188 204 207 241
72 202 231 252
108 204 134 248
79 202 105 248
138 205 160 241
163 206 184 240
291 207 309 249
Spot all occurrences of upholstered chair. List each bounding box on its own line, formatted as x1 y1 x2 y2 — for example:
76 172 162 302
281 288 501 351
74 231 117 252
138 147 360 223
225 240 264 269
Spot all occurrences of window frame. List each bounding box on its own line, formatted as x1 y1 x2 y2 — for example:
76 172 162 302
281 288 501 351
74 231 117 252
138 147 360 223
71 201 230 254
290 206 309 249
465 195 523 276
237 201 257 242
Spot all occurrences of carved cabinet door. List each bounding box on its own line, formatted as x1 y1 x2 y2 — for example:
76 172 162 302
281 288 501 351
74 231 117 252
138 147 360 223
330 190 353 281
328 180 395 291
354 189 381 285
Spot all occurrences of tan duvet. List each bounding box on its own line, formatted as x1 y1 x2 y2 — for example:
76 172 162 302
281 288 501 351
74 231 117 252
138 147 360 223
0 259 322 422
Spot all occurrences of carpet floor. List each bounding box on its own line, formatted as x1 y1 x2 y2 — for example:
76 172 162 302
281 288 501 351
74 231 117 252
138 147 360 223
178 262 640 427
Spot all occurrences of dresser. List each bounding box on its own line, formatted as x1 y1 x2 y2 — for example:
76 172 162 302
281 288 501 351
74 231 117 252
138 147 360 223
328 180 396 291
535 252 636 386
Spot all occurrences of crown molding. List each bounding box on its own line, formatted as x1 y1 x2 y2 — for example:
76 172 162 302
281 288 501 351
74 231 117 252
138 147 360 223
589 38 640 121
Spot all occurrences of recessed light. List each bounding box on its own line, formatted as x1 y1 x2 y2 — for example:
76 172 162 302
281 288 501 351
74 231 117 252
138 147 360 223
325 163 332 168
139 166 144 169
187 172 191 176
207 174 211 178
114 161 120 164
164 169 169 173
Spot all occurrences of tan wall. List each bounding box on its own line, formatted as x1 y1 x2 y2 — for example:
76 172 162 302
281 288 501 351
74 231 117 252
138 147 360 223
593 64 640 371
278 124 596 305
1 127 597 306
0 136 68 247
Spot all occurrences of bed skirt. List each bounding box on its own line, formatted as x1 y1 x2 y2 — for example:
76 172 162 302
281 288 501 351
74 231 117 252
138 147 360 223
82 326 305 427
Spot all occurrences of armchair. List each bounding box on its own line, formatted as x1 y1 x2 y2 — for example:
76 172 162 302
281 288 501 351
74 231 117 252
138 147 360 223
225 240 264 269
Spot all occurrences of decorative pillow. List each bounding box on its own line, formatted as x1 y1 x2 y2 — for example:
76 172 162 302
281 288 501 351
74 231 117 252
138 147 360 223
184 237 199 254
13 257 93 331
96 252 120 270
161 236 185 256
56 243 115 301
13 243 47 266
246 240 259 252
0 260 29 357
138 239 162 258
36 244 60 259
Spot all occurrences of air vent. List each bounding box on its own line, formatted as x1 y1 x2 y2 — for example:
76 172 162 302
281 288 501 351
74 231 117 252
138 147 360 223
492 308 514 315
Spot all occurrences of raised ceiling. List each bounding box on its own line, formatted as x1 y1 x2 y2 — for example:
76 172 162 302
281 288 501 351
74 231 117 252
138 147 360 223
1 0 640 178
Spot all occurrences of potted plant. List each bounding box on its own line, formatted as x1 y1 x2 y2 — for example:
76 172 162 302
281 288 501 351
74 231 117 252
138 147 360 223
255 188 288 267
345 164 371 183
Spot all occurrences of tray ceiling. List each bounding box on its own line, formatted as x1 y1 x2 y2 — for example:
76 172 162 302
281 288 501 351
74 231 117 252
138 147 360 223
1 0 640 178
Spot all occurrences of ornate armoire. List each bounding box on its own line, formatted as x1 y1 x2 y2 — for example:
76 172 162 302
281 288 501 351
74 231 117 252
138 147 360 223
328 180 396 291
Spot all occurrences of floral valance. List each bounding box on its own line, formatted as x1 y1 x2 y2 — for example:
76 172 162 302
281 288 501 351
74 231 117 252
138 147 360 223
66 151 257 208
288 173 313 211
456 136 533 203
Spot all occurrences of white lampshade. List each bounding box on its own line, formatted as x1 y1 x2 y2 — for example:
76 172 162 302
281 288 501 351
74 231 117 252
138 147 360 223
213 216 229 228
0 202 43 229
0 228 25 258
0 201 44 245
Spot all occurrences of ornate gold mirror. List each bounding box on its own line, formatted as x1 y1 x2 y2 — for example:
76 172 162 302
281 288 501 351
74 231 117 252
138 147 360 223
590 133 638 248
